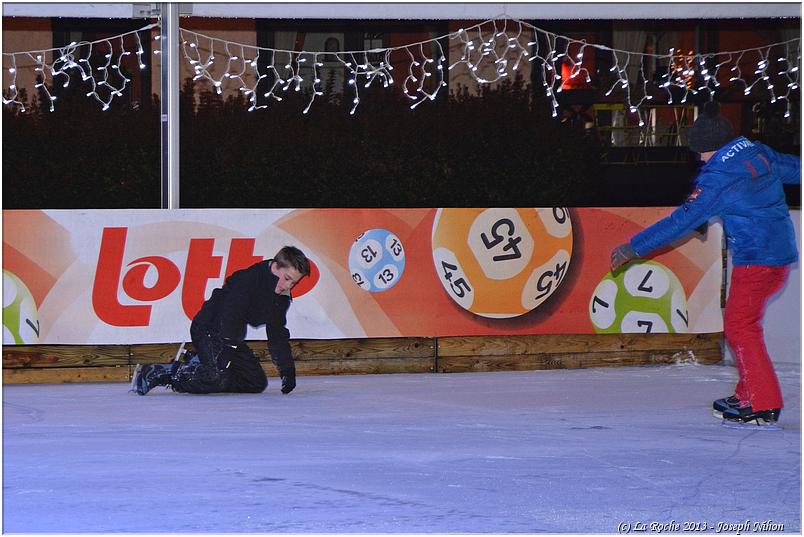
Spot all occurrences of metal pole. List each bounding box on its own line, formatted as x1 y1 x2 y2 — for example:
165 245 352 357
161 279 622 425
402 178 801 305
160 3 180 208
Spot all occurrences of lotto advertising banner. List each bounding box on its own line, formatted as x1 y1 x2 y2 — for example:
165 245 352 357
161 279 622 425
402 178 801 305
2 208 723 345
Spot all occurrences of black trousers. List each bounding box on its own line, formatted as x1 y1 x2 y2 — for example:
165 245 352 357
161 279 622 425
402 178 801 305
171 321 268 394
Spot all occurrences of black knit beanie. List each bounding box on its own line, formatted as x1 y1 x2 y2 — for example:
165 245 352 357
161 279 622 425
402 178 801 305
687 101 735 153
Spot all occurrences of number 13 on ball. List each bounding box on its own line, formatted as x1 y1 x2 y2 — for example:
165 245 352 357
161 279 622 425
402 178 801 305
348 228 406 292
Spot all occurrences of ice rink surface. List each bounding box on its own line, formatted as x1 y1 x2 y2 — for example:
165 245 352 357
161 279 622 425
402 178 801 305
3 361 800 534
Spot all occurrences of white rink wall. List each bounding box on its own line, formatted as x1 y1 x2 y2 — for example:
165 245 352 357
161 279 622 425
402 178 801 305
725 209 801 365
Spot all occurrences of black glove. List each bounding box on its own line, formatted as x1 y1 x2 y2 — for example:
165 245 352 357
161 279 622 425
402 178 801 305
280 371 296 394
610 242 638 272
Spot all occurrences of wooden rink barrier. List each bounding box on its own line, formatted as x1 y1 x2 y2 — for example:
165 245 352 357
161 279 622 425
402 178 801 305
2 333 723 384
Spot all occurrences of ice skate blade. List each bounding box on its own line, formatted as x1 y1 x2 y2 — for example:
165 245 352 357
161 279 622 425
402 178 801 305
173 341 186 362
128 364 143 394
721 419 781 431
712 409 724 419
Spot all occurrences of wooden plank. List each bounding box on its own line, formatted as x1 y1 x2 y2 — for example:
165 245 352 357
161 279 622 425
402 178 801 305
1 334 723 383
437 348 722 373
249 339 435 362
290 337 436 360
437 333 723 357
125 338 436 363
3 366 131 384
130 343 186 364
3 345 130 369
291 357 434 376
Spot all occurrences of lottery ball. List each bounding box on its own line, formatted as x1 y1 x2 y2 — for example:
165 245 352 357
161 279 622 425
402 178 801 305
589 260 688 334
431 208 573 318
3 269 40 344
348 228 406 292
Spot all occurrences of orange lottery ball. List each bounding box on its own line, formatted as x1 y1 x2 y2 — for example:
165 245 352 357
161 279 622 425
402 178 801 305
431 208 573 318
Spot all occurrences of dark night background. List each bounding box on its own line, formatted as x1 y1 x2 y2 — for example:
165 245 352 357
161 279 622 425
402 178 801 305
3 18 800 210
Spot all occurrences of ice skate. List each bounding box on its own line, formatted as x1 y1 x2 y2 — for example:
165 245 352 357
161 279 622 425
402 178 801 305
173 342 188 363
129 364 143 394
130 363 176 395
721 406 781 430
712 395 741 418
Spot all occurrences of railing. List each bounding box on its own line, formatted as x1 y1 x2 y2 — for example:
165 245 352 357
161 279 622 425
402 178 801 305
593 103 697 163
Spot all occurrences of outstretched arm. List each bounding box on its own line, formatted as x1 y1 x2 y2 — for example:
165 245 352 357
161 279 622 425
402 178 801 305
630 178 722 258
611 175 722 271
266 298 296 394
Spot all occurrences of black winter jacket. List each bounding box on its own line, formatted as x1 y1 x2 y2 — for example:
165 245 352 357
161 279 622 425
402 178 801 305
192 260 294 375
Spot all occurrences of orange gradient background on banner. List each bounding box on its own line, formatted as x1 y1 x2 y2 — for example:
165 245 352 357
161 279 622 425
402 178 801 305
278 207 715 336
2 208 722 344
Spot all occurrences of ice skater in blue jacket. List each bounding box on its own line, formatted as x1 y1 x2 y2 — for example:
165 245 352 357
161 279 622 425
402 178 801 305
611 101 800 428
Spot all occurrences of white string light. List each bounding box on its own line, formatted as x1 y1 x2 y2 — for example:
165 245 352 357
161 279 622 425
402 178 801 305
2 18 800 119
3 23 158 112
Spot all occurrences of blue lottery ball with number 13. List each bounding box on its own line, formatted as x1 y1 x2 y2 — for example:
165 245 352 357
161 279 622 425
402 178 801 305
348 228 406 292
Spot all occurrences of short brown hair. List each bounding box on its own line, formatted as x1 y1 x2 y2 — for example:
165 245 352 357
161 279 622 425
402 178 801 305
274 245 311 277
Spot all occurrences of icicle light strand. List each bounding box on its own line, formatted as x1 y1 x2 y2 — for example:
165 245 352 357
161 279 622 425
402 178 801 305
3 23 158 112
178 18 800 117
2 18 800 118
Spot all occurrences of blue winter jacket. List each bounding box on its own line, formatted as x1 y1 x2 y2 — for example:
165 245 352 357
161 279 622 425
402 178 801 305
631 136 800 267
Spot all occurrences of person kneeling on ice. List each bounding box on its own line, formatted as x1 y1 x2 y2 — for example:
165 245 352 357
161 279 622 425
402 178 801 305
610 101 800 429
132 245 311 396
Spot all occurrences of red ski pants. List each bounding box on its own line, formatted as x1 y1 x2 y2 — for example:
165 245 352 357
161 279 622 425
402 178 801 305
725 264 791 411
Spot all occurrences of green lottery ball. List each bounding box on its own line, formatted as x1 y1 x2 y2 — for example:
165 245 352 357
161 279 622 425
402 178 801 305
3 269 40 344
589 260 688 334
